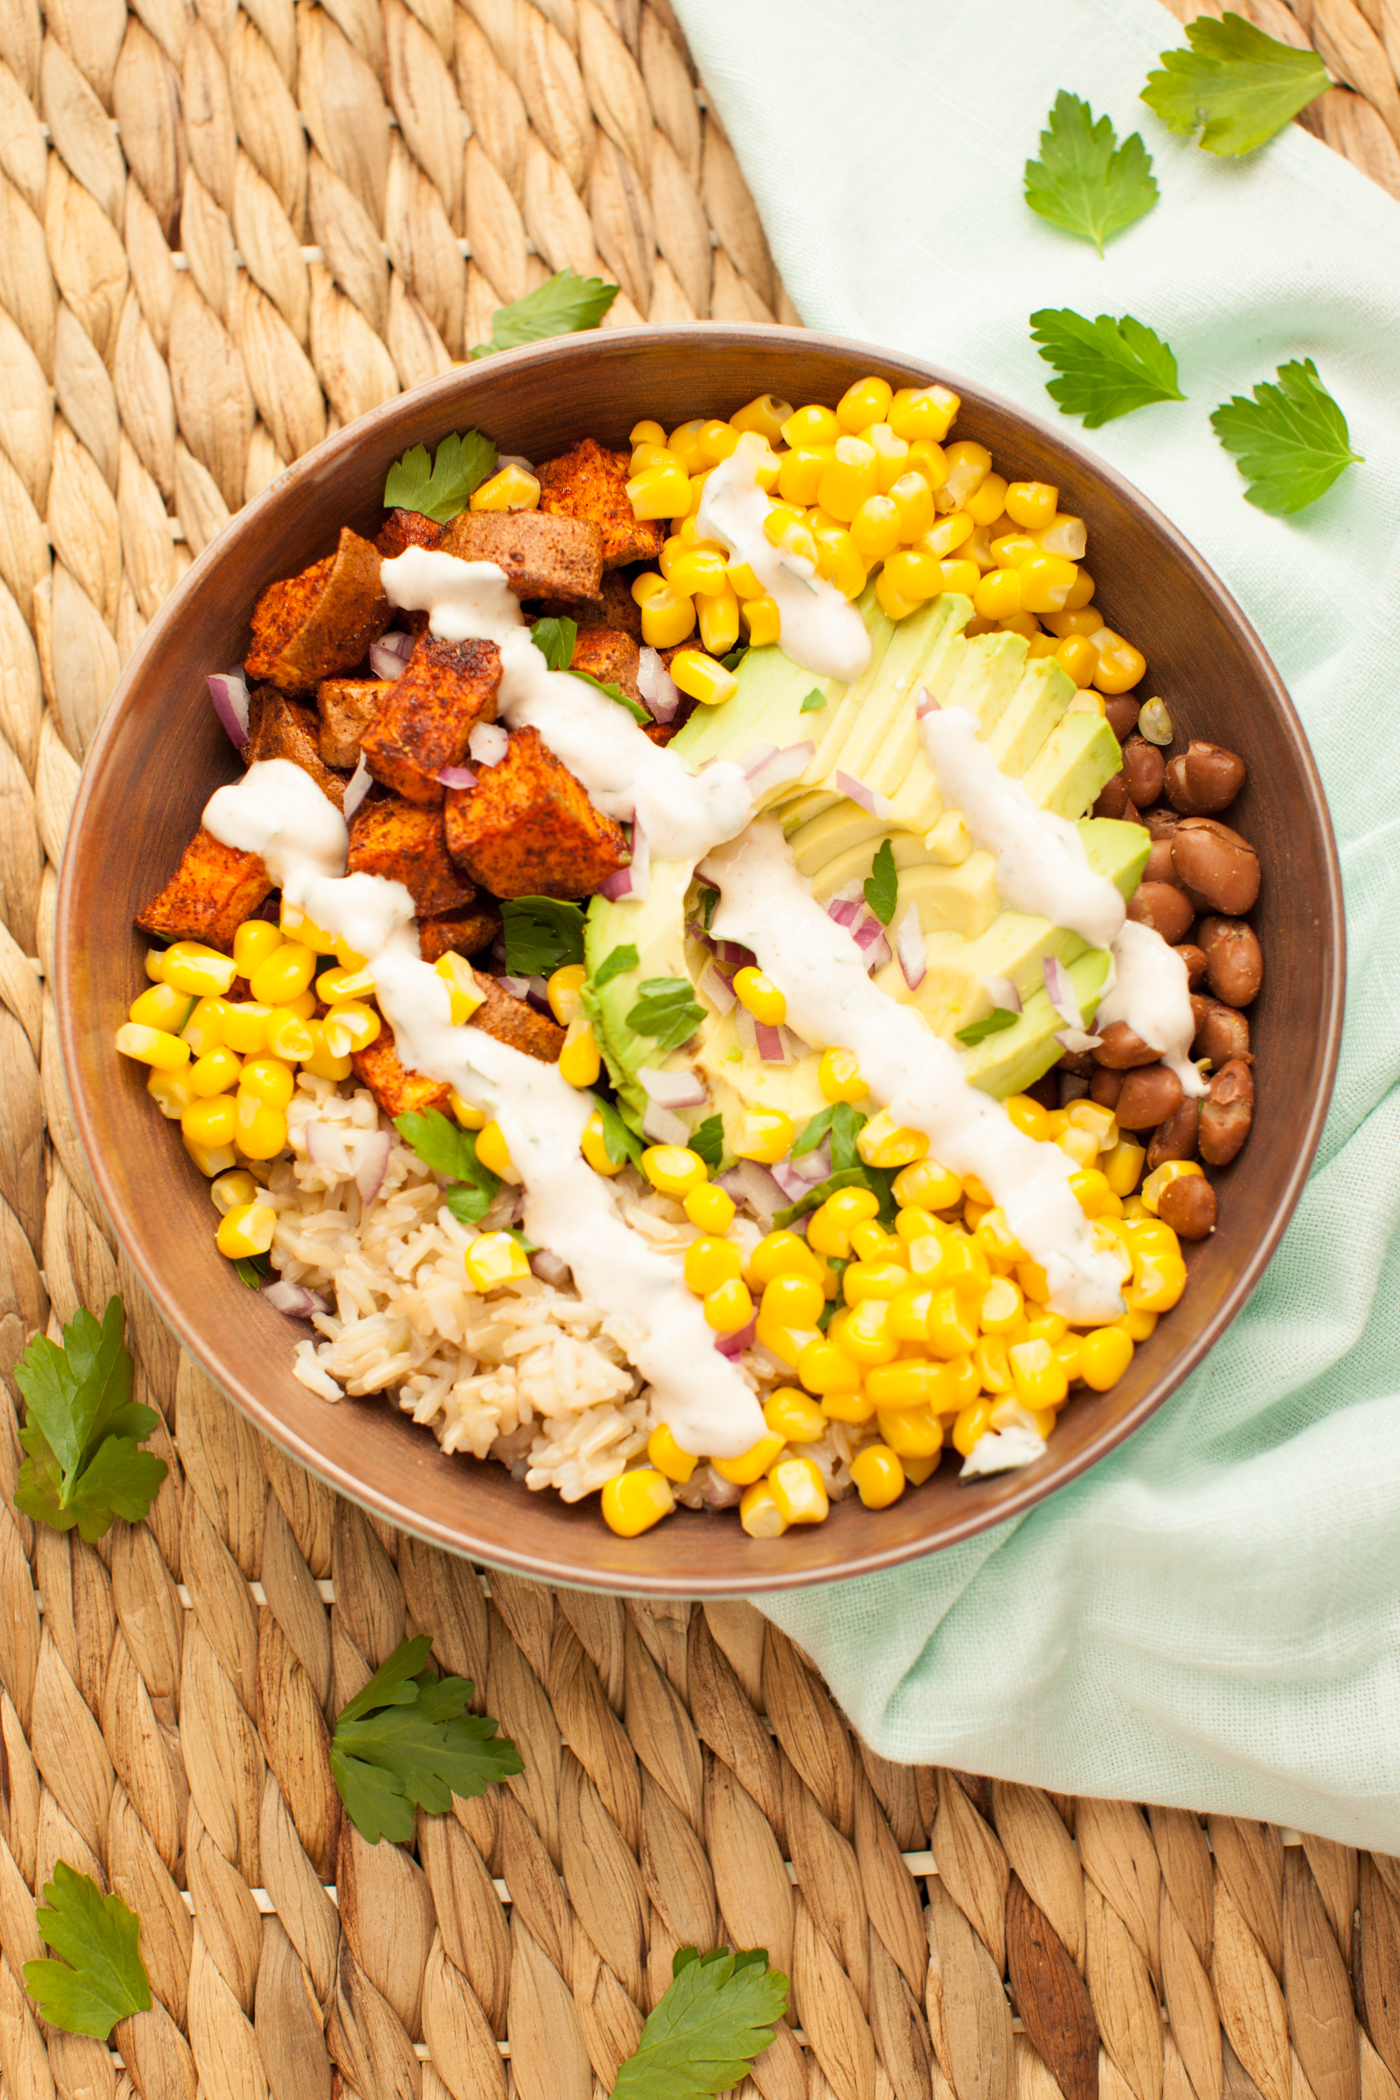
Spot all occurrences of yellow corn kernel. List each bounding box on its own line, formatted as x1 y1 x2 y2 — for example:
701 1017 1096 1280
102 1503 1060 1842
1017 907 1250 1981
741 595 782 647
797 1335 863 1396
670 648 738 707
975 1333 1014 1392
952 1399 993 1456
210 1167 257 1216
435 952 485 1025
316 961 377 1005
863 421 910 491
817 435 878 523
731 393 792 444
147 1067 197 1118
1025 634 1062 661
637 581 697 650
233 1088 287 1159
936 440 992 514
887 471 936 543
117 1021 191 1070
643 1144 707 1199
937 557 982 597
627 460 692 519
300 1022 352 1082
660 535 729 594
976 1206 1028 1270
248 943 316 1007
849 494 902 563
754 1313 821 1370
685 1180 735 1232
865 1347 944 1400
780 403 840 449
162 941 239 997
1053 1333 1083 1385
979 1274 1024 1333
1067 1105 1116 1162
842 1260 911 1307
874 570 919 622
217 1002 269 1055
1079 1326 1134 1391
919 511 975 561
1063 566 1097 610
128 982 195 1037
1068 1168 1114 1219
239 1057 295 1110
836 374 893 433
972 566 1023 620
1017 553 1080 615
476 1120 519 1183
1044 607 1103 639
647 1424 697 1483
703 1277 753 1334
739 1480 788 1539
924 1285 979 1358
733 1108 796 1165
966 471 1009 526
762 1274 826 1330
850 1444 905 1508
450 1090 487 1130
768 1455 829 1526
323 1001 381 1058
279 903 336 950
989 1395 1056 1442
464 1231 531 1292
470 463 541 511
713 1430 786 1486
181 1093 237 1148
1124 1217 1182 1260
748 1231 823 1286
1008 1336 1069 1409
881 547 945 607
892 1158 963 1212
815 1047 866 1104
889 384 959 441
805 1185 881 1258
1130 1249 1187 1314
989 530 1040 569
732 966 786 1028
776 445 831 507
189 1044 242 1098
1024 1310 1069 1350
1055 635 1099 689
144 947 169 982
582 1109 626 1176
663 420 706 469
998 612 1042 641
189 1135 239 1176
264 1010 314 1063
546 963 588 1027
874 1398 944 1458
216 1200 276 1259
1057 1125 1099 1170
857 1109 928 1171
1141 1159 1205 1215
850 1220 898 1263
1091 630 1147 694
601 1468 675 1537
840 1296 900 1365
557 1016 601 1089
821 1387 877 1425
695 584 741 659
630 422 667 458
764 1387 827 1443
1004 479 1058 529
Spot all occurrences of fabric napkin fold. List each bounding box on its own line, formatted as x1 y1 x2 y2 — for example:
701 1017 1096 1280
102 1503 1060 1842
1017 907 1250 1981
673 0 1400 1850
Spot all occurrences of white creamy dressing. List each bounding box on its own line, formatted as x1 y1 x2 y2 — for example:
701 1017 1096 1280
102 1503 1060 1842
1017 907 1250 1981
697 436 873 683
700 820 1125 1323
203 759 765 1457
1096 921 1208 1097
381 548 753 862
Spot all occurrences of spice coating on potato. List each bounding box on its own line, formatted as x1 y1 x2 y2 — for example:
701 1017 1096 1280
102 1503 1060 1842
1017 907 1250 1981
569 624 643 703
472 974 566 1062
437 510 604 603
347 795 478 915
317 678 395 770
360 635 502 806
135 828 272 949
243 688 347 807
536 570 645 639
353 1021 452 1119
377 510 444 559
443 725 630 899
537 437 665 570
244 528 391 694
416 902 501 964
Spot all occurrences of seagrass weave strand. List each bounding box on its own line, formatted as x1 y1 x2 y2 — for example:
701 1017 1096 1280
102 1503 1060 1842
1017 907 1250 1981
0 0 1398 2092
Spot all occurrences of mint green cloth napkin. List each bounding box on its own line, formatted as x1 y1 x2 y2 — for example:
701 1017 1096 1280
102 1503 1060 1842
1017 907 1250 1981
673 0 1400 1850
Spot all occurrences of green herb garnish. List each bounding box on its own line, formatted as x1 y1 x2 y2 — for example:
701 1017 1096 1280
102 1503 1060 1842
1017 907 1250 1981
593 942 640 989
572 666 652 726
1024 90 1158 254
955 1008 1021 1046
24 1862 152 2039
690 1114 724 1171
611 1945 789 2100
1030 308 1185 427
1209 358 1363 515
395 1109 501 1227
719 646 748 672
14 1299 167 1542
864 839 898 927
234 1252 270 1288
799 686 827 714
1141 12 1327 157
330 1634 522 1845
383 429 497 522
500 896 586 976
626 978 707 1054
468 269 619 359
530 616 577 671
593 1093 645 1169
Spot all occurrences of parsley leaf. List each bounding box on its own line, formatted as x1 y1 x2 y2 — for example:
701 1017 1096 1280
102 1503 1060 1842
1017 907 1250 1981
1209 357 1363 515
1030 309 1185 428
719 647 747 672
1142 12 1327 157
571 665 652 726
626 978 707 1054
234 1252 270 1288
592 1093 644 1169
864 840 898 927
500 897 586 976
792 1105 836 1159
13 1299 167 1543
690 1114 724 1171
24 1861 151 2039
956 1008 1021 1046
383 429 497 523
1024 91 1158 255
593 943 640 989
611 1945 789 2100
469 268 619 359
395 1110 501 1225
827 1100 867 1173
530 616 577 672
799 686 827 714
699 889 719 931
331 1635 523 1845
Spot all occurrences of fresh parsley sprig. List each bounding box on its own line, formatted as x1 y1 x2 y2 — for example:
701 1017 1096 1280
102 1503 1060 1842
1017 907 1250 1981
1024 91 1158 254
1030 309 1185 428
1210 358 1363 515
690 1114 724 1171
864 840 897 928
1142 12 1327 157
610 1945 789 2100
592 942 640 990
14 1299 167 1543
331 1635 523 1845
531 614 651 724
25 1862 152 2039
774 1104 895 1228
383 429 497 522
394 1108 501 1227
592 1092 644 1170
500 897 586 976
956 1008 1021 1047
469 269 619 359
626 978 707 1055
799 686 827 714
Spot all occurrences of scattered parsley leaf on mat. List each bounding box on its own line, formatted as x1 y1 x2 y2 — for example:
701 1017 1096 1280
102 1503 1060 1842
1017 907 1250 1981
593 1093 645 1169
24 1861 151 2039
234 1253 270 1288
394 1110 500 1228
690 1114 724 1171
864 840 898 927
500 896 587 975
331 1635 523 1845
14 1299 167 1543
571 665 652 726
383 429 497 522
530 616 577 672
1142 12 1327 157
611 1945 789 2100
470 269 619 359
956 1008 1021 1047
1029 309 1185 427
626 978 707 1054
799 686 827 714
1024 91 1158 254
593 942 640 989
1209 358 1363 515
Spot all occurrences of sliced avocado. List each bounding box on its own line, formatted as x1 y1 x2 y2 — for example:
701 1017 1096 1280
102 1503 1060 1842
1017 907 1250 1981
1022 707 1122 817
671 641 845 777
818 593 967 794
983 658 1074 778
694 1011 827 1147
940 630 1030 735
958 948 1113 1099
583 858 696 1129
895 852 1003 939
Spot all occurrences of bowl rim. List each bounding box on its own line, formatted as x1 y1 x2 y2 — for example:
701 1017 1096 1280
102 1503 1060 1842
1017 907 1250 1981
56 322 1347 1593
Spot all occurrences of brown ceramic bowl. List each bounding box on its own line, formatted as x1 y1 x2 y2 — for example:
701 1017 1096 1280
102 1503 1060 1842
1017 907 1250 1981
57 326 1344 1594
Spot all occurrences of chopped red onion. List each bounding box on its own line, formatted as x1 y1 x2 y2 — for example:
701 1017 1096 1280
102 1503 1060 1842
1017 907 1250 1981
717 1160 787 1220
981 974 1021 1014
713 938 756 972
263 1279 329 1319
755 1020 787 1064
852 911 892 973
836 770 893 819
356 1129 392 1205
915 685 941 718
637 646 681 724
369 639 410 681
770 1142 830 1202
1042 955 1083 1030
498 454 535 475
896 903 926 991
468 721 510 767
642 1100 690 1145
207 668 250 750
378 629 414 660
523 976 552 1014
781 1026 813 1060
497 974 532 1000
599 818 650 903
598 865 633 901
1054 1027 1104 1054
744 741 814 796
700 1465 744 1505
436 764 477 790
639 1066 709 1110
342 754 373 819
826 884 864 930
698 962 735 1015
713 1317 755 1360
530 1248 571 1287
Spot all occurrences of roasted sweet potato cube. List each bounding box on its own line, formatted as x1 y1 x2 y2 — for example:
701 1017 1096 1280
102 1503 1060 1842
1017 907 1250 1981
569 625 642 704
347 795 477 915
436 511 603 604
417 901 501 964
244 528 391 694
317 679 394 770
535 570 643 639
135 828 272 950
472 975 565 1063
443 726 630 900
243 687 347 807
360 636 502 807
352 1022 451 1120
377 510 444 559
537 438 664 569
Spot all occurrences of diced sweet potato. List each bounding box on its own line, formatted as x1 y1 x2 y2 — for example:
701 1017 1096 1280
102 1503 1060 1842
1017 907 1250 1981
317 678 394 770
537 437 664 569
443 726 630 900
135 828 272 950
377 510 444 559
436 511 603 604
472 975 565 1063
569 625 642 704
347 795 477 915
360 636 502 807
243 687 348 807
536 570 643 639
244 528 391 694
417 902 501 964
352 1022 451 1120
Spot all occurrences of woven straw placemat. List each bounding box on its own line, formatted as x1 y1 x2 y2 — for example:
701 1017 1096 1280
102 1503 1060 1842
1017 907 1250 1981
1 0 1398 2095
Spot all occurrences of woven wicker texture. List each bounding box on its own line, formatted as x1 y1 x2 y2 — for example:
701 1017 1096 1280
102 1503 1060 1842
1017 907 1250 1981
0 0 1397 2092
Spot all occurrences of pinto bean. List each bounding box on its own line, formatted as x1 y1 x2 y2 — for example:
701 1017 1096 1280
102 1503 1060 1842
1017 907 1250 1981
1144 806 1179 841
1174 942 1208 989
1146 1095 1200 1170
1105 696 1141 742
1093 1020 1161 1070
1126 880 1194 946
1055 1047 1096 1078
1115 1062 1185 1131
1159 1172 1217 1239
1193 1001 1252 1067
1198 916 1263 1006
1093 772 1135 821
1166 739 1247 816
1090 1065 1124 1108
1059 1073 1090 1105
1145 836 1180 885
1122 735 1165 809
1171 817 1260 915
1025 1072 1059 1111
1199 1057 1254 1165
